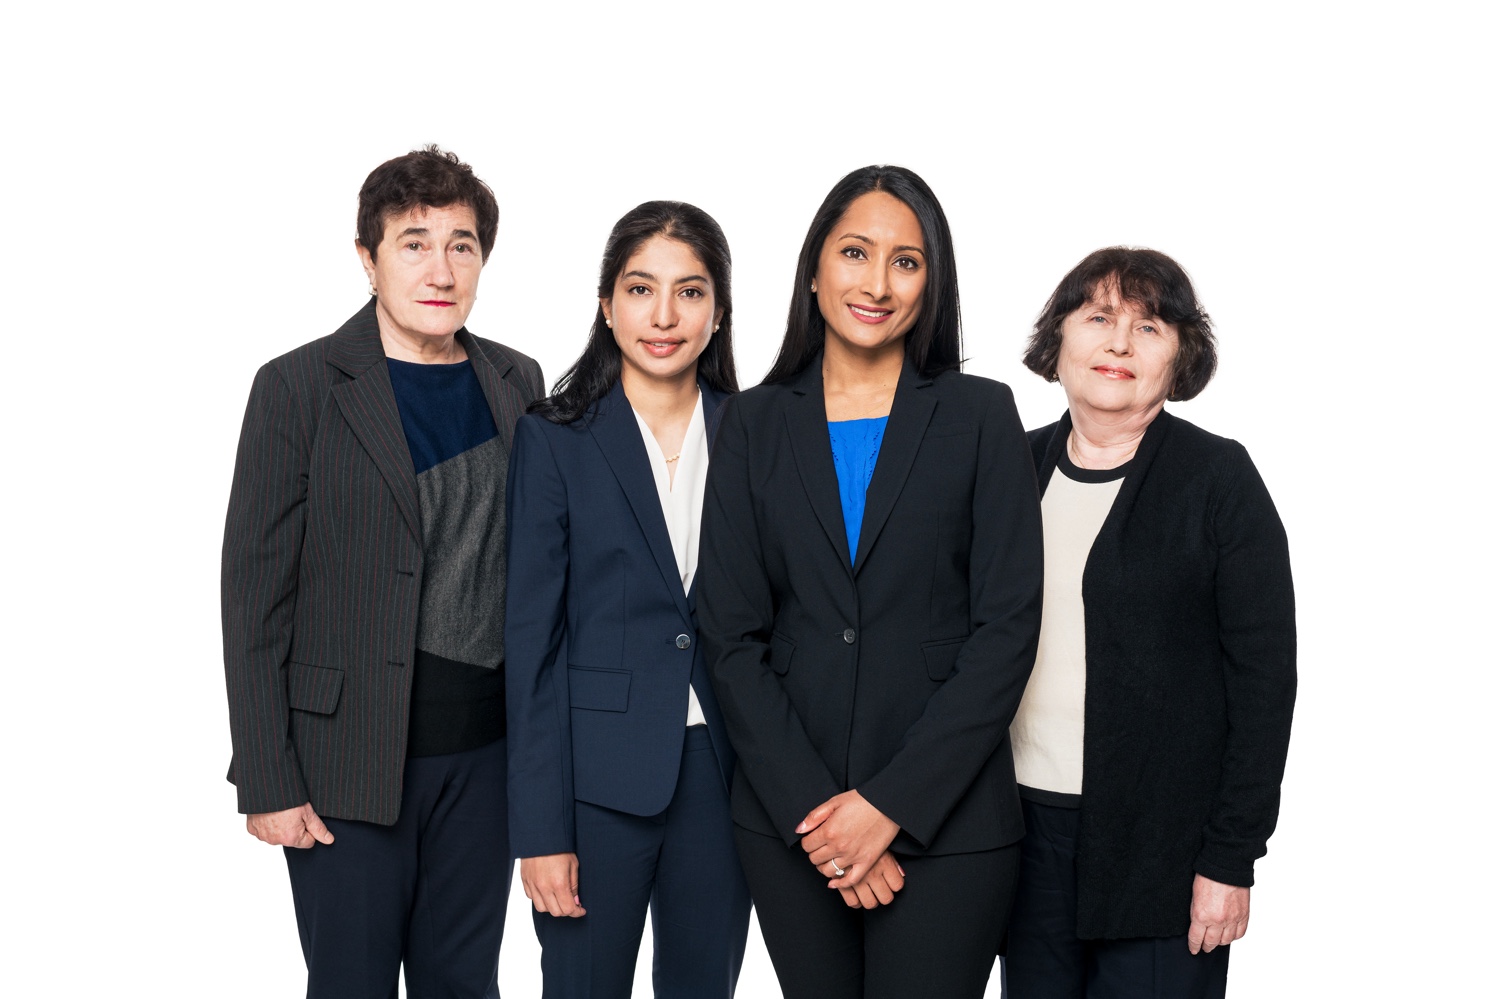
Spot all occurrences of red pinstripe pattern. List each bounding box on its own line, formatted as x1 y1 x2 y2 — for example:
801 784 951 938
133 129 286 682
222 300 543 824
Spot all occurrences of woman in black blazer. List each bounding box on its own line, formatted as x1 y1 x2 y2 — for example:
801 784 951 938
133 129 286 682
505 201 751 998
1001 248 1296 999
698 166 1044 999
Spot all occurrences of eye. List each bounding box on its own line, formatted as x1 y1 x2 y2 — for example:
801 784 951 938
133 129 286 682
840 245 867 260
453 243 474 254
1087 314 1108 324
893 255 920 272
626 285 651 296
680 287 704 299
405 241 424 252
1138 323 1159 335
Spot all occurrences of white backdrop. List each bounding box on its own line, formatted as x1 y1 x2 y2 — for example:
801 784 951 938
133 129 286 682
2 1 1492 995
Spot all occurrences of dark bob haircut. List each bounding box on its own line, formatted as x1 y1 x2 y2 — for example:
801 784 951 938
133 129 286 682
357 145 500 262
764 165 962 384
532 200 739 425
1023 246 1217 402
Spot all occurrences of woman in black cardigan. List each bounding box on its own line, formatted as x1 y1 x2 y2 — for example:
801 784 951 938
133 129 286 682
1002 248 1296 999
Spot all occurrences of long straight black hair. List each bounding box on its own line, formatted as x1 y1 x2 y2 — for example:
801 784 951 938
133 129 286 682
532 201 739 424
763 165 963 384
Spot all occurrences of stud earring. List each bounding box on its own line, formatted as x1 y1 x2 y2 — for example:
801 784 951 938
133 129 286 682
369 285 377 296
605 319 612 328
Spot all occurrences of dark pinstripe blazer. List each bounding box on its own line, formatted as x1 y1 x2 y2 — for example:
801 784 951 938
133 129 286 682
222 299 544 825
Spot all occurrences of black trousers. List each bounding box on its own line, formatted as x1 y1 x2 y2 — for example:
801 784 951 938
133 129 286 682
283 737 511 999
1001 798 1229 999
534 726 751 999
736 826 1018 999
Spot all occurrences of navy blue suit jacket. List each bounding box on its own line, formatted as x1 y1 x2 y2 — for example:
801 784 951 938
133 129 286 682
505 380 735 859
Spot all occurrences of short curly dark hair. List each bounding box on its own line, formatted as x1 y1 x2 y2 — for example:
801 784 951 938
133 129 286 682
1023 247 1217 402
356 145 499 262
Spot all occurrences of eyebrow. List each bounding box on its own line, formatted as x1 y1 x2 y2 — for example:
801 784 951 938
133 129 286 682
622 270 709 285
836 233 925 255
396 227 478 241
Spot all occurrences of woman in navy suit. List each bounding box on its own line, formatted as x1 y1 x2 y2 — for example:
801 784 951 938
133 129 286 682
505 201 751 998
699 166 1045 998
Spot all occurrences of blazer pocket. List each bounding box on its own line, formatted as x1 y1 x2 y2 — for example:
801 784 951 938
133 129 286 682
769 632 796 676
568 666 631 712
287 661 344 714
920 637 967 681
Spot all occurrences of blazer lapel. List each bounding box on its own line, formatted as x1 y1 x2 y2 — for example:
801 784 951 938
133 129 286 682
327 301 421 541
458 328 523 458
587 382 694 622
687 380 731 615
783 362 853 570
852 361 936 575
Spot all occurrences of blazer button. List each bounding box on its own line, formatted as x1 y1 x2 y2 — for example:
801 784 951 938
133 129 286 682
675 634 692 650
843 628 856 644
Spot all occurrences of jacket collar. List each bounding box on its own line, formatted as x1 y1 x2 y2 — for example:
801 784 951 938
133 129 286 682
324 298 516 542
1037 406 1176 540
784 355 938 575
586 378 724 621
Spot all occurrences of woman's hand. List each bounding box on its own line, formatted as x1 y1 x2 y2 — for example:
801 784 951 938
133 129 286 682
520 853 587 918
797 789 900 888
1187 874 1249 953
834 851 906 909
246 803 335 849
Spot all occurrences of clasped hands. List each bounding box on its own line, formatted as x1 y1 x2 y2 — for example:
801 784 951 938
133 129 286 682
796 789 904 910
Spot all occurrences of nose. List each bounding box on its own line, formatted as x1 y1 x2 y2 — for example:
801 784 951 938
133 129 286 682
651 292 678 330
426 252 456 289
861 260 891 301
1104 319 1132 355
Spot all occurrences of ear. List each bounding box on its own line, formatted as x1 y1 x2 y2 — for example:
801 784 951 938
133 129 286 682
599 298 613 328
810 279 818 294
357 240 377 285
713 305 725 331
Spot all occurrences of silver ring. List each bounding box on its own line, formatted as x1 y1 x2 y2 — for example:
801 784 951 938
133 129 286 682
832 862 845 877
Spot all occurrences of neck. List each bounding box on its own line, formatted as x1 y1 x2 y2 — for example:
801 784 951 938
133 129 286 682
1066 401 1164 469
822 338 903 420
378 317 466 365
621 366 700 425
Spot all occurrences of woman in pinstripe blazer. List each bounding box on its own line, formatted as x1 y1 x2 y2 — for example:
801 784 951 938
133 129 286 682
221 146 543 999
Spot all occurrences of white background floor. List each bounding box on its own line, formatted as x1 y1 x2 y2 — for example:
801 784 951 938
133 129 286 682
3 1 1490 994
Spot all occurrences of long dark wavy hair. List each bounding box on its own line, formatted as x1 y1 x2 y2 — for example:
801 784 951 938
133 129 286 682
532 201 738 425
763 165 963 384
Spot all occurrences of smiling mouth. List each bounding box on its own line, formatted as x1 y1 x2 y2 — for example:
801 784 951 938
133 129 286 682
848 305 893 324
1093 366 1134 378
643 340 684 354
418 300 455 307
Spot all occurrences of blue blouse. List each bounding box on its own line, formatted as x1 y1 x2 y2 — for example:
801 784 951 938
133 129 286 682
828 416 888 564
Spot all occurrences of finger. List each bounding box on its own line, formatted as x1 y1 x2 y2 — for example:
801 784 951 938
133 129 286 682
304 810 335 846
871 877 894 906
801 831 831 856
838 887 861 909
1201 923 1224 953
806 845 839 866
1187 921 1206 955
1231 917 1249 943
855 882 879 909
828 862 867 890
796 802 834 835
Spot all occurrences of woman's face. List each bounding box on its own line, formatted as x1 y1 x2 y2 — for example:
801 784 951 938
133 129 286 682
813 191 926 359
1056 282 1180 422
601 235 722 390
358 203 483 346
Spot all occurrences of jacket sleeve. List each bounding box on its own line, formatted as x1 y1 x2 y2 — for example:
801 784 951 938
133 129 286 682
858 383 1044 847
699 397 842 845
504 415 577 857
221 363 311 815
1194 445 1297 886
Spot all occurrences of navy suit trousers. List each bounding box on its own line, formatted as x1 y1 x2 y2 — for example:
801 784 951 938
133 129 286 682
284 737 511 999
533 726 751 999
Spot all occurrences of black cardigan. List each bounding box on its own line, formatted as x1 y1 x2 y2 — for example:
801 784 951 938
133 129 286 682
1029 410 1296 940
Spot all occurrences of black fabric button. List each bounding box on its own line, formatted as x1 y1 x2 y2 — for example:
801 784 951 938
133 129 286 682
675 634 692 650
843 628 856 644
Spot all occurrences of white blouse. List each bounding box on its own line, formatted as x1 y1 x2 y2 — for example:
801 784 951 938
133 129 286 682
631 393 710 727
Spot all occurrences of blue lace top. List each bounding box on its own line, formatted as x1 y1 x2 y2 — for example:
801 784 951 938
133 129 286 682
828 416 889 565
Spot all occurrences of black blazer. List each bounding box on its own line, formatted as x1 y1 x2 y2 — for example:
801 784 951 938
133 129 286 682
504 380 736 859
1029 409 1296 939
699 359 1043 856
221 300 544 824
